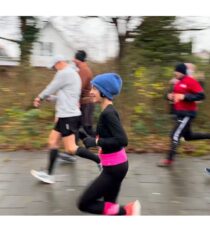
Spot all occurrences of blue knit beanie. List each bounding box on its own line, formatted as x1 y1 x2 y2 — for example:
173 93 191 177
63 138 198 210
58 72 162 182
91 73 122 100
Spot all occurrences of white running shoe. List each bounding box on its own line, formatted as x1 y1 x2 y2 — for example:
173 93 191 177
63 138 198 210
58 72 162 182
124 200 141 215
133 200 141 215
30 170 55 184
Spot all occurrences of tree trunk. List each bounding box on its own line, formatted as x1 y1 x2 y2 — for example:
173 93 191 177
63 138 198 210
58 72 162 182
19 17 33 67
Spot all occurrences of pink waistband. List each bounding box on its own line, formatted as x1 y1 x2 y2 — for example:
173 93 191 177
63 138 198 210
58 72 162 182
99 148 127 166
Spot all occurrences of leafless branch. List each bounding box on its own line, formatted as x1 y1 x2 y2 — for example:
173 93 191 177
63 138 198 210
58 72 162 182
0 36 20 44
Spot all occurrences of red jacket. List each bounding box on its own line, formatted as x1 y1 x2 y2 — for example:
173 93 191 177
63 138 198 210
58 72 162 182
173 75 204 117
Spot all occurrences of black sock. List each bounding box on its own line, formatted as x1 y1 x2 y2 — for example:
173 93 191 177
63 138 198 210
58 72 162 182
168 141 178 161
76 147 100 164
48 149 58 175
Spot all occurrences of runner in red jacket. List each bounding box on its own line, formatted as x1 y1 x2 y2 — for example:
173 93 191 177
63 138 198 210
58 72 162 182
158 63 210 167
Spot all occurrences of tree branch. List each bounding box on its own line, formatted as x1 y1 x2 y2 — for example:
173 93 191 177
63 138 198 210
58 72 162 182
0 36 20 44
176 26 210 31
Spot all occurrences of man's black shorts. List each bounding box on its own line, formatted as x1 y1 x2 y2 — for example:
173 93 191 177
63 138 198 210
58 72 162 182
54 116 81 137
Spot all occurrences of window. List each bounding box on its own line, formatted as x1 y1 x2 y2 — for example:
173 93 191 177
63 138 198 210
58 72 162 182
0 47 7 57
37 42 53 56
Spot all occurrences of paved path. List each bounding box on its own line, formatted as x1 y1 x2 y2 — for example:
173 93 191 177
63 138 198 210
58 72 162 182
0 151 210 215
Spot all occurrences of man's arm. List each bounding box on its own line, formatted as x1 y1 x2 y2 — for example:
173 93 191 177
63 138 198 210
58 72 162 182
33 71 67 107
38 72 67 100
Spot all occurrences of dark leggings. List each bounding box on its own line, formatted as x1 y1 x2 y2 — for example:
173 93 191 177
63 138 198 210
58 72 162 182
77 161 128 215
168 116 210 160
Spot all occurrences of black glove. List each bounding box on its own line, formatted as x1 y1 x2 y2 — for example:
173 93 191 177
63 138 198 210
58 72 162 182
83 137 97 148
78 128 89 140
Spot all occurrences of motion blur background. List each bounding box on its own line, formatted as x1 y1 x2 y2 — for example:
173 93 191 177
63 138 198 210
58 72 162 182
1 16 210 155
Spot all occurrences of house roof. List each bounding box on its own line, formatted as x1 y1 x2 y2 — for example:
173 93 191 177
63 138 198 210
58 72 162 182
41 21 76 52
0 19 77 66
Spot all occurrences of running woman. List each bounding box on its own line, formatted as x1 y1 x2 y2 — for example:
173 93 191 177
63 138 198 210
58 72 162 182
31 55 100 184
77 73 141 215
158 63 210 167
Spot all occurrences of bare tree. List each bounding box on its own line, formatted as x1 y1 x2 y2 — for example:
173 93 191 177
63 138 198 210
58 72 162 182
83 16 210 61
0 16 40 67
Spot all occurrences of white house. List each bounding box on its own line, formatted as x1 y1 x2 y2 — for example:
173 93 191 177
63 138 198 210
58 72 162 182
0 42 19 66
31 22 76 67
0 22 76 67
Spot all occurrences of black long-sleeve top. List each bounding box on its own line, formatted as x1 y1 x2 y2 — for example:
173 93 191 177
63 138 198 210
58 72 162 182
96 104 128 154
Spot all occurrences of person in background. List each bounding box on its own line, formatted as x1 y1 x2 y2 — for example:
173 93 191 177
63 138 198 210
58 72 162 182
74 50 95 136
185 62 196 77
185 62 205 89
166 63 201 116
30 55 101 184
59 50 95 163
158 63 210 167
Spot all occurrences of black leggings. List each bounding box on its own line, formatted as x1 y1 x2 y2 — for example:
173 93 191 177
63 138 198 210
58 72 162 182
77 161 128 215
168 116 210 160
